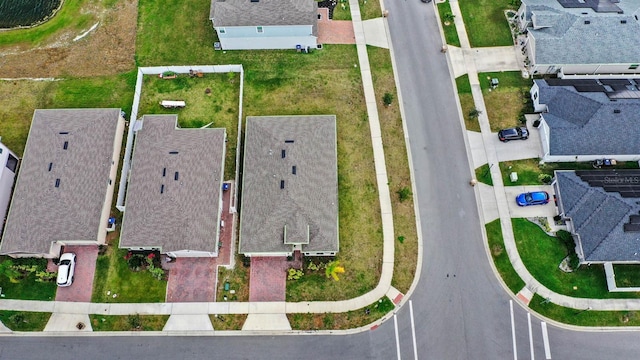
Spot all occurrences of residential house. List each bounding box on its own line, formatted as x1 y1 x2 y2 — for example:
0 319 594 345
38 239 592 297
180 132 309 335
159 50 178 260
0 109 125 258
516 0 640 76
119 115 226 257
239 115 338 257
530 78 640 162
0 139 18 235
209 0 318 50
554 169 640 264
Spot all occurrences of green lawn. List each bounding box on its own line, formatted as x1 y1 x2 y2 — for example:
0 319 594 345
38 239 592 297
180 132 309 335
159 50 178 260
438 1 462 47
209 314 247 330
613 265 640 288
0 0 96 47
0 72 135 156
458 0 517 47
0 258 57 301
89 314 169 331
455 75 479 132
368 46 418 294
530 294 640 327
486 219 524 293
138 73 240 179
92 242 167 303
288 296 394 330
513 218 640 299
499 159 640 186
475 164 494 186
478 71 532 131
0 311 51 331
359 0 382 21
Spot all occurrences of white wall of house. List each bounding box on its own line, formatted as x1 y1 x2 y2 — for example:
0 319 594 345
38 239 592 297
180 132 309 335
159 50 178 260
214 24 316 50
0 141 18 234
167 250 218 258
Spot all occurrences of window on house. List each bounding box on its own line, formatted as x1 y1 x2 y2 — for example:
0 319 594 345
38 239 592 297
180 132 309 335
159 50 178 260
6 154 18 173
257 26 264 33
533 92 538 100
219 27 226 34
630 64 639 70
318 14 322 20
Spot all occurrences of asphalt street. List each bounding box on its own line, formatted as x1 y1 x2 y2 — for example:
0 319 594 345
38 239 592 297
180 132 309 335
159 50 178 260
2 2 640 359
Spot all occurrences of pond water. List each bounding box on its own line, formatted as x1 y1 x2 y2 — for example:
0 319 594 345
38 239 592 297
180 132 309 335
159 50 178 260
0 0 62 29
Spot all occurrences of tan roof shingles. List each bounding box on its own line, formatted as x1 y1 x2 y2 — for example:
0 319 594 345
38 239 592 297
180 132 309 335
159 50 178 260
119 115 226 253
1 109 122 255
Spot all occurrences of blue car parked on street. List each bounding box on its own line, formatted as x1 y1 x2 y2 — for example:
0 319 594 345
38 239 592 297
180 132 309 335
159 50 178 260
516 191 550 206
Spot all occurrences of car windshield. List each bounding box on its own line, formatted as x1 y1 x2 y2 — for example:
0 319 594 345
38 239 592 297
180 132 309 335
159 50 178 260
60 259 71 266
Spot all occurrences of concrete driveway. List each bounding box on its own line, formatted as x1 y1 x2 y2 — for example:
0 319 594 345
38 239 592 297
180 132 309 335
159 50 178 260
504 185 558 218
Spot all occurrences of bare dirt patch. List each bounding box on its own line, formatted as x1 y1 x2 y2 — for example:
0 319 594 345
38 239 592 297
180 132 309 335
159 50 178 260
0 0 137 78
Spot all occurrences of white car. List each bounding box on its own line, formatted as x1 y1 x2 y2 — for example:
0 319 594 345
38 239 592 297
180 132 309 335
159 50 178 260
57 253 76 287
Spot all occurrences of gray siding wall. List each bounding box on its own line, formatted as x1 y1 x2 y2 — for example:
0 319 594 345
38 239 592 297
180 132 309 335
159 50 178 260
215 24 316 50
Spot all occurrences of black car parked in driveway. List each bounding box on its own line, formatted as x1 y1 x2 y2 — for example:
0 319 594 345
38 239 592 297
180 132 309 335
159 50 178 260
498 127 529 142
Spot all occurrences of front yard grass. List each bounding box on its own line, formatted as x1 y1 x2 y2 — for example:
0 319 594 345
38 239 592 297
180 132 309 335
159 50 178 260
530 294 640 327
89 314 169 331
438 1 462 47
209 314 247 330
368 46 418 294
455 75 479 132
288 296 394 330
0 311 51 331
478 71 532 132
486 219 524 293
513 218 640 299
137 73 240 179
458 0 517 47
92 238 167 303
0 257 57 300
613 265 640 288
500 159 640 186
475 164 494 186
216 255 250 302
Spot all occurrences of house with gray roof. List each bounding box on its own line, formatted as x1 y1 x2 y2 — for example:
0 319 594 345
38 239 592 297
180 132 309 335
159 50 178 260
239 115 338 257
0 109 125 258
517 0 640 75
554 170 640 264
119 115 226 257
530 78 640 162
209 0 318 50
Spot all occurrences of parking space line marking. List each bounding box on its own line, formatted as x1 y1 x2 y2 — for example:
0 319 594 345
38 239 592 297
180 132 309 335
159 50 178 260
541 322 552 359
527 313 534 360
510 300 518 360
410 301 418 360
394 314 402 360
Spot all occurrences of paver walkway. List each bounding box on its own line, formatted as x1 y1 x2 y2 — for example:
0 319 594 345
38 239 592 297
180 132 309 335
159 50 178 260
317 8 356 44
249 257 287 302
166 257 218 302
54 245 98 303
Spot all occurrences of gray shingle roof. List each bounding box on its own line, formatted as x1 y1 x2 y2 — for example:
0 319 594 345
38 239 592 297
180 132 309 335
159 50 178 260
0 109 122 256
522 0 640 65
239 115 338 255
555 170 640 262
119 115 226 253
210 0 318 27
536 79 640 156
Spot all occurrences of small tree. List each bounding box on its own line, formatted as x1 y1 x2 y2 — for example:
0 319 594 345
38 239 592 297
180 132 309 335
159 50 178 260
468 108 482 119
383 92 394 106
0 260 20 283
397 186 412 202
538 173 552 184
325 260 345 281
443 13 455 24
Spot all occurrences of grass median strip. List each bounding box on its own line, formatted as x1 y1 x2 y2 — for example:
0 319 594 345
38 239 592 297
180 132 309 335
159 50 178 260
455 74 479 132
209 314 247 330
529 294 640 327
486 219 524 293
89 314 169 331
438 0 462 47
0 311 51 331
288 297 395 330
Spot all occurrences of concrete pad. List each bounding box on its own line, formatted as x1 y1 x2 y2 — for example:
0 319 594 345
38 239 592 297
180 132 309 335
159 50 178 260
448 46 466 78
466 47 520 73
242 313 291 331
362 18 389 48
163 314 213 331
503 185 558 218
467 130 486 168
478 183 499 223
248 301 286 314
0 320 11 332
43 313 92 332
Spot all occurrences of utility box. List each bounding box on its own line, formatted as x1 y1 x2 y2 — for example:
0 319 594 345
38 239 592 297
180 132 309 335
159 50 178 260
510 172 518 183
